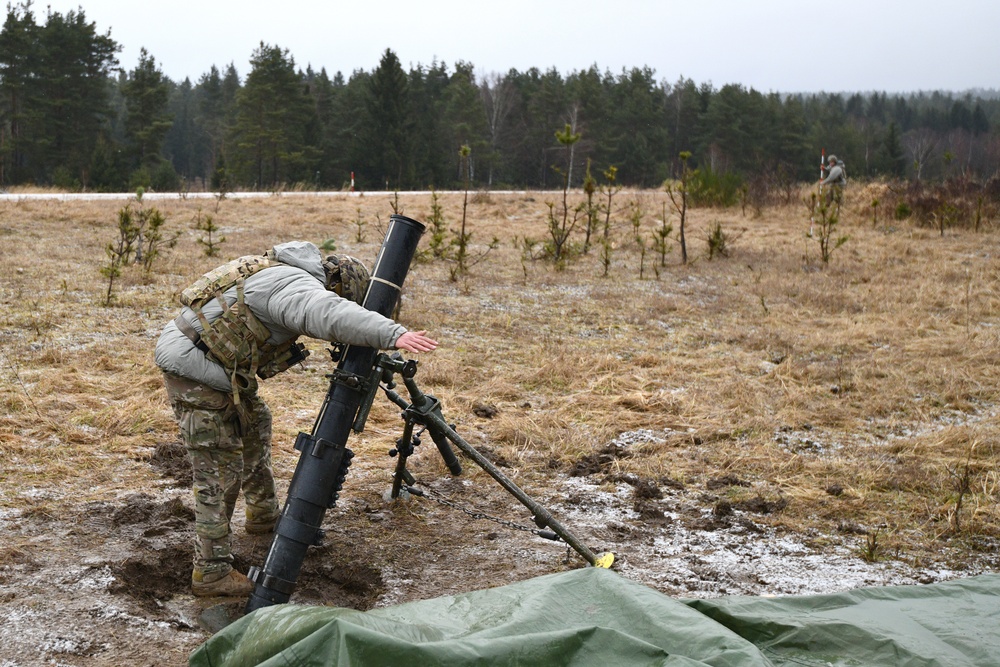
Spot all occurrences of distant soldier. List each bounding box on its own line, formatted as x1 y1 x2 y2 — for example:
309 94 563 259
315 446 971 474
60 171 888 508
821 155 848 208
155 241 437 597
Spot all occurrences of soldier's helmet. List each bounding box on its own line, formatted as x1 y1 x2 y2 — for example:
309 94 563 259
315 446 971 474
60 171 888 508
322 255 371 306
827 155 838 165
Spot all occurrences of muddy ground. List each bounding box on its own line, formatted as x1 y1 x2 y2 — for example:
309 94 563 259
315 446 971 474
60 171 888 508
2 426 996 667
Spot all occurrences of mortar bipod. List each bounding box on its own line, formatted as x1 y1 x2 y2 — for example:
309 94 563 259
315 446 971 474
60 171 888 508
378 354 615 569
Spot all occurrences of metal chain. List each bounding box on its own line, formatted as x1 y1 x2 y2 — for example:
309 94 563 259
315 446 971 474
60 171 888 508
406 483 541 534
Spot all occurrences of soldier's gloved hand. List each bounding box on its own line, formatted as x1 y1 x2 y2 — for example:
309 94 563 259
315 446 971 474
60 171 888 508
394 330 438 353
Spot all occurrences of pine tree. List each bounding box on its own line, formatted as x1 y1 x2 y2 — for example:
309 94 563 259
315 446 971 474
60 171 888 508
164 77 201 183
0 5 118 186
230 42 315 187
444 61 488 188
878 122 906 177
606 67 668 185
0 2 40 185
407 61 452 189
330 69 372 189
197 65 224 166
363 49 412 189
122 48 173 173
36 8 119 185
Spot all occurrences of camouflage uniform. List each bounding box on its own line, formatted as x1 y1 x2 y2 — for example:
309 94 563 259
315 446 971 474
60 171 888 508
163 373 278 584
822 155 847 209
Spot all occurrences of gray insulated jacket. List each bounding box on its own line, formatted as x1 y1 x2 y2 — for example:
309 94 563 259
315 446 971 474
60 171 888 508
822 162 847 186
155 241 407 392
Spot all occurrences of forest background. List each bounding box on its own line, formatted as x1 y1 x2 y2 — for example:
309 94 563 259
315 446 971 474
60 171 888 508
1 2 997 197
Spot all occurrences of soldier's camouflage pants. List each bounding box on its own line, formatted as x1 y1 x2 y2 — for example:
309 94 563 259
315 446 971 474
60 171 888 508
163 373 278 583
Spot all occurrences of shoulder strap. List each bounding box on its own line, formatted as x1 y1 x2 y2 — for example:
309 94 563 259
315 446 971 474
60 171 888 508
180 254 273 308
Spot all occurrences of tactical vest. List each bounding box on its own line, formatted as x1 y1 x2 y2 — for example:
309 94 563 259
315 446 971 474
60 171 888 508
174 252 309 407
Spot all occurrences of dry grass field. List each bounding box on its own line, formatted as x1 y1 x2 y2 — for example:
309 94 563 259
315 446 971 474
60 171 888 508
1 186 999 665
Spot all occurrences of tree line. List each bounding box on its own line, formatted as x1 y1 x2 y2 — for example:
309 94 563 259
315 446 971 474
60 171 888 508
1 3 998 193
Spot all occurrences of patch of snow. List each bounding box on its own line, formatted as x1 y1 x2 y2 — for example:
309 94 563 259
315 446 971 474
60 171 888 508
0 508 22 520
478 299 511 312
90 601 174 631
19 487 55 500
548 464 981 600
75 566 115 591
610 428 667 448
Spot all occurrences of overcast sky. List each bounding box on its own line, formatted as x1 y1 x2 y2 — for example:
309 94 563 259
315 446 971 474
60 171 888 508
36 0 1000 94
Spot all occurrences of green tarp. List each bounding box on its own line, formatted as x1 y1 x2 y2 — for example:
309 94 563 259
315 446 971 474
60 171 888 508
191 568 1000 667
688 573 1000 666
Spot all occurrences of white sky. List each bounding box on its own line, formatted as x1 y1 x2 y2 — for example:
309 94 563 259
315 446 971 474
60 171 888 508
35 0 1000 93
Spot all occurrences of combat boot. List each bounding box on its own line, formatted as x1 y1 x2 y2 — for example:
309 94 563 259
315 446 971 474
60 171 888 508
192 569 254 597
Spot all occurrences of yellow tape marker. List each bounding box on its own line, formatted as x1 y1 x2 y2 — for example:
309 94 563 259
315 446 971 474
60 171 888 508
594 552 615 569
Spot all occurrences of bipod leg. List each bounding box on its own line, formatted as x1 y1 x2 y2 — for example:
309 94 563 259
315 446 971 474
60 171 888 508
389 419 417 499
383 376 613 568
432 419 612 567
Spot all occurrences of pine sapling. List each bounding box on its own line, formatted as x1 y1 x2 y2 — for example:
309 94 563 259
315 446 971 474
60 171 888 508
101 206 140 305
355 206 367 243
544 200 583 268
140 206 178 276
453 145 472 277
211 152 230 213
808 193 848 264
706 221 729 260
426 190 447 258
600 165 621 241
599 237 613 277
636 233 647 280
518 236 543 283
582 159 599 253
441 148 499 281
134 188 146 265
628 197 645 242
100 249 123 306
195 210 226 257
546 124 583 266
666 152 692 264
652 201 673 267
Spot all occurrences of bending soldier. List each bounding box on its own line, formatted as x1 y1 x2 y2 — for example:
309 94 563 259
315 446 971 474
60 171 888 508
155 241 437 597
